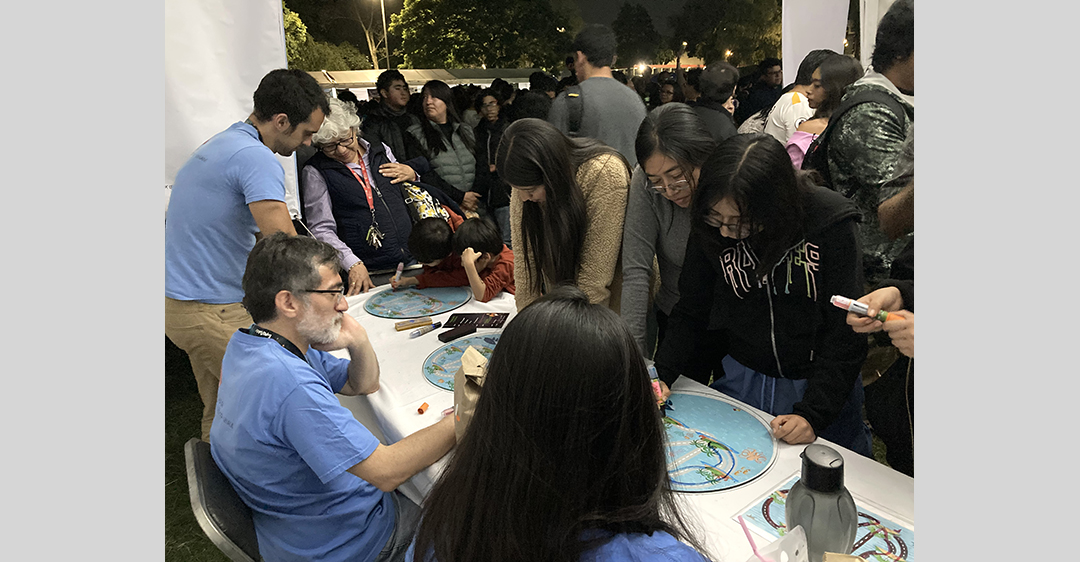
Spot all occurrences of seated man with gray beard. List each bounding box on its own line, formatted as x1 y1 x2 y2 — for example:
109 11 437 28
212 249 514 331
209 233 456 562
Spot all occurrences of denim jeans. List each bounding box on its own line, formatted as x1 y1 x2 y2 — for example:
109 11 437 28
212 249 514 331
373 491 422 562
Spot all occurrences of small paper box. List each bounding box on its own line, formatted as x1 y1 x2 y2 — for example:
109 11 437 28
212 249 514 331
452 346 489 441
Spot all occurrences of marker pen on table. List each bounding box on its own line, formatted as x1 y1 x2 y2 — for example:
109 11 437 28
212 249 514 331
410 321 442 338
829 295 903 322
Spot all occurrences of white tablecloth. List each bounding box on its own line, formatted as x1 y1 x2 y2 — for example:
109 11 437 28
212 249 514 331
332 285 914 561
331 287 518 504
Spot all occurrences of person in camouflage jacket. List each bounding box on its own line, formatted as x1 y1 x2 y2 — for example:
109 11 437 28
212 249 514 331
826 0 914 286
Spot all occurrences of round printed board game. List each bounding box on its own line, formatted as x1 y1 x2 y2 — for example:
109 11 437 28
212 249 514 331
421 332 501 391
362 286 472 319
662 390 777 492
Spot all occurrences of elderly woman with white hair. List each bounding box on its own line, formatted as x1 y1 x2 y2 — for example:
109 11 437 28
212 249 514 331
302 96 423 294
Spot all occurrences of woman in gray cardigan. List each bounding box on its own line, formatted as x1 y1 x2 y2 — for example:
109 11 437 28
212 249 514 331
621 103 717 364
407 80 480 213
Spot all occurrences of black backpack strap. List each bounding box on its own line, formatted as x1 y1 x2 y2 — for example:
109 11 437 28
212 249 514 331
803 89 909 193
566 85 583 137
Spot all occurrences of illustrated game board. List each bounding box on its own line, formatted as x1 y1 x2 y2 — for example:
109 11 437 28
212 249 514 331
736 475 916 561
662 390 777 492
363 286 472 319
420 332 501 391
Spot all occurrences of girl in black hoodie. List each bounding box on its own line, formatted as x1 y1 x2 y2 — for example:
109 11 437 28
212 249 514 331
654 133 872 457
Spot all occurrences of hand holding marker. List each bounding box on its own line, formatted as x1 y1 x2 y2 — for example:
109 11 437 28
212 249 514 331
830 295 903 322
392 262 404 290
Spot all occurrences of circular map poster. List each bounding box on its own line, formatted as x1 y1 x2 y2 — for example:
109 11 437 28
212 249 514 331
662 390 777 492
363 286 472 319
420 332 501 391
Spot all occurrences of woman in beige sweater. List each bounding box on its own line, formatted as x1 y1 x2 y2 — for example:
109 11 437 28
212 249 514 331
496 119 631 312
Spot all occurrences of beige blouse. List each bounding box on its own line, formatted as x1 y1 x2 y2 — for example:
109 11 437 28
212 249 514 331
510 152 630 312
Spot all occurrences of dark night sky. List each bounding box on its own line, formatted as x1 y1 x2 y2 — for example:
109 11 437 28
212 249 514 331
574 0 686 36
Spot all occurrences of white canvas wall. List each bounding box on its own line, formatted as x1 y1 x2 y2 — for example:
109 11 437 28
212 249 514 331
861 0 898 70
163 0 300 218
782 0 851 86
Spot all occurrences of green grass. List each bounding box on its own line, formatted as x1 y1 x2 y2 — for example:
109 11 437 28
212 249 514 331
165 337 229 562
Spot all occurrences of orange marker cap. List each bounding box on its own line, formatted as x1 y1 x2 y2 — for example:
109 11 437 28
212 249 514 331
417 402 430 414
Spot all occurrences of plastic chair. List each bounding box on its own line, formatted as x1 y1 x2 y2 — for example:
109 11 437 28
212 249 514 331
184 438 261 562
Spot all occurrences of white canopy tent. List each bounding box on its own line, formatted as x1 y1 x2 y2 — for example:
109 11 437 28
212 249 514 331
308 68 542 101
782 0 898 84
164 0 301 218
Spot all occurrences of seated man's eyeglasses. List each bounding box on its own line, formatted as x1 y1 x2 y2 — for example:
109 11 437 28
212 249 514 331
301 287 347 299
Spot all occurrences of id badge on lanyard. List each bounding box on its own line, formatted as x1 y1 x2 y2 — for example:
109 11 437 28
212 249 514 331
346 159 384 250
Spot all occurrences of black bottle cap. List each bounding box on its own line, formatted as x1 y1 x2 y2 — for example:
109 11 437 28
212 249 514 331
799 443 845 492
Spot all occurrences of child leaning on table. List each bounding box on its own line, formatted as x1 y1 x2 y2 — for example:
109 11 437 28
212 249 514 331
391 217 515 303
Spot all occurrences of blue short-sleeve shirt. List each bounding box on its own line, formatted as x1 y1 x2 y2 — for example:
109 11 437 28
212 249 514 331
211 330 394 562
165 122 286 303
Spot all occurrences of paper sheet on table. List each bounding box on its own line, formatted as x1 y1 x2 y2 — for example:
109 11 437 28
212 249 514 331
734 474 916 561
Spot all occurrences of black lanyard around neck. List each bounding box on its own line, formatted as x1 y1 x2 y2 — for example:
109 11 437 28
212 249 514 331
244 118 264 143
243 324 305 361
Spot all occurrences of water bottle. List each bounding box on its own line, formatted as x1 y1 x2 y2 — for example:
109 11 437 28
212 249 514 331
785 444 857 562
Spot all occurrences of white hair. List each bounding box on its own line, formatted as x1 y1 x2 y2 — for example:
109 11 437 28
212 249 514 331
312 96 362 146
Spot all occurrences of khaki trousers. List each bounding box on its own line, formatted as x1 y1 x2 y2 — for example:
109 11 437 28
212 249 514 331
165 298 252 441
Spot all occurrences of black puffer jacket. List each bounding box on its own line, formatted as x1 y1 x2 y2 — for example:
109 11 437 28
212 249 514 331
655 185 868 433
303 144 412 271
472 116 510 209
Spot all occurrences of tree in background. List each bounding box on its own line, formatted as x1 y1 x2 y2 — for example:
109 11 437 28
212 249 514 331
668 0 780 67
611 2 663 66
284 4 309 64
287 0 392 69
549 0 585 38
285 3 374 71
391 0 570 70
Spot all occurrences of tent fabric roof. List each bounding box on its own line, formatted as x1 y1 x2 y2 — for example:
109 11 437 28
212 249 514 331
307 68 542 89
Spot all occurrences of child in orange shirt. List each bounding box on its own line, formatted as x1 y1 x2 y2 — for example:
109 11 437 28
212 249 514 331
392 217 515 303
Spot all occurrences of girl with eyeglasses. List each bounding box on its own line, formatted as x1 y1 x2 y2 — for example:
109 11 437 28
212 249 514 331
471 88 512 247
653 133 873 458
407 286 711 562
621 103 718 371
497 118 631 312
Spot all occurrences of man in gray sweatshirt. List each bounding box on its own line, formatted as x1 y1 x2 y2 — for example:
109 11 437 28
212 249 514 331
547 24 647 168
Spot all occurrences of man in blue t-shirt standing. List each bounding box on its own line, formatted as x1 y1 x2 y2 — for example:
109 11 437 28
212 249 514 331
212 233 457 562
166 69 329 441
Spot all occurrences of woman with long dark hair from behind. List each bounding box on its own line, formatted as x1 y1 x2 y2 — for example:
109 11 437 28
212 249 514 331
653 133 873 457
407 285 710 562
406 80 482 213
621 103 716 362
497 118 631 312
785 54 865 168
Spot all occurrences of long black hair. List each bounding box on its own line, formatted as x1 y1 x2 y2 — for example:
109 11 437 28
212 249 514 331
495 118 627 293
810 55 865 120
692 133 816 278
412 285 707 562
417 80 470 157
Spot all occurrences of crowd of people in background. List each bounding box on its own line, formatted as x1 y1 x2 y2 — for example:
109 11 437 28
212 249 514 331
165 1 914 560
